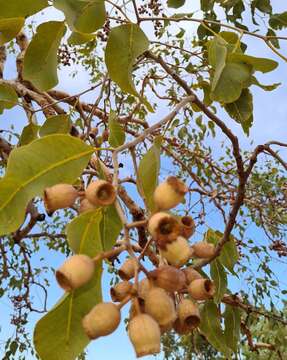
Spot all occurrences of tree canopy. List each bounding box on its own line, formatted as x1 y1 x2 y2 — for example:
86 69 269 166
0 0 286 359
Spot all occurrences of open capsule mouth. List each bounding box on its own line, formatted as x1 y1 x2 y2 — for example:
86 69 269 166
181 216 194 228
158 218 179 236
204 279 215 295
96 183 116 205
185 315 200 328
56 270 72 292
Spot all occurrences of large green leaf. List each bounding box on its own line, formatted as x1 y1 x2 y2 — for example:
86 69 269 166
68 31 95 45
229 53 278 73
54 0 105 34
224 305 241 353
23 21 66 90
0 83 18 114
105 24 151 110
225 89 253 135
34 211 103 360
210 61 252 104
0 18 24 45
167 0 186 8
108 111 125 147
39 114 71 137
138 138 161 211
0 0 48 18
210 259 227 304
208 36 227 91
199 300 231 357
269 11 287 30
19 123 39 146
0 134 93 236
100 205 122 251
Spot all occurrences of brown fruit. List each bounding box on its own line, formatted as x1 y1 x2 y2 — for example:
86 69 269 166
183 267 203 284
118 258 136 280
138 278 153 301
79 198 96 213
82 302 121 339
153 176 188 210
148 212 180 243
145 287 177 327
85 180 116 206
177 298 200 330
56 255 95 291
179 215 195 238
192 241 216 258
160 236 192 267
188 279 215 300
128 314 161 358
147 265 186 292
110 281 133 302
44 184 78 215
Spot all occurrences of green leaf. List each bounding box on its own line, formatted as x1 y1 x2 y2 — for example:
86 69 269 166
105 24 152 111
0 83 18 114
206 229 239 275
0 134 93 236
66 209 103 254
54 0 105 34
100 205 122 251
225 89 253 135
251 76 281 91
108 111 125 147
23 21 66 90
269 12 287 30
0 0 48 18
39 114 71 137
229 53 278 73
224 305 241 353
210 61 252 104
199 300 231 356
19 123 39 146
210 260 227 303
138 138 161 211
0 18 24 45
167 0 186 8
208 36 228 91
68 31 95 45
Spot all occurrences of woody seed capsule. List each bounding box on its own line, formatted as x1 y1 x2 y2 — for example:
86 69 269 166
188 278 215 300
147 265 186 292
160 236 192 267
110 281 133 302
153 176 188 210
192 241 216 258
85 180 116 206
44 184 78 215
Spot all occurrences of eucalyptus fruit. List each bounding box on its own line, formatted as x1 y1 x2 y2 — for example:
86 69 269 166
188 279 215 300
148 212 180 242
192 241 216 258
118 258 136 280
177 298 200 330
153 176 188 210
85 180 116 206
82 302 121 339
183 267 203 284
110 281 133 302
160 236 192 267
79 198 96 213
56 254 95 291
179 215 195 238
148 265 186 292
44 183 78 215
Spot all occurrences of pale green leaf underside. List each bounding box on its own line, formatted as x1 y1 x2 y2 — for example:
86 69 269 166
39 114 71 137
0 83 18 114
100 205 122 251
210 259 227 303
0 18 24 45
224 305 241 353
0 0 48 18
108 111 125 147
0 134 93 236
23 21 66 90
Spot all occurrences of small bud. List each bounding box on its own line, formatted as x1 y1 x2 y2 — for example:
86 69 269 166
128 314 161 358
85 180 116 206
118 258 136 280
177 298 200 331
192 241 216 259
82 302 121 339
148 212 180 243
179 215 195 239
79 198 96 213
56 255 95 291
153 176 188 210
188 279 215 300
110 281 133 302
160 236 192 267
148 265 186 292
138 278 153 301
44 184 78 215
183 267 203 284
145 287 177 327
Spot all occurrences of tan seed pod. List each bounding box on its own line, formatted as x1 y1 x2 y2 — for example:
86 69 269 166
148 212 180 244
79 198 96 213
110 281 133 302
160 236 192 267
128 314 161 358
145 287 177 327
118 258 136 280
56 254 95 291
192 241 216 259
85 180 116 206
177 298 200 330
147 265 186 292
179 215 195 239
82 302 121 339
129 300 145 320
153 176 188 210
188 279 215 300
138 278 154 301
183 267 203 284
44 184 78 215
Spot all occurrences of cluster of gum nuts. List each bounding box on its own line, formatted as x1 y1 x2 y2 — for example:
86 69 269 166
42 177 217 358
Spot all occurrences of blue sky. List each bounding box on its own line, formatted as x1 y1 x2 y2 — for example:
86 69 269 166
0 1 287 359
